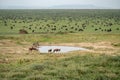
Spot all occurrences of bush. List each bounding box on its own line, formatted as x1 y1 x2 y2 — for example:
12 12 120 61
19 29 28 34
31 64 45 71
25 75 47 80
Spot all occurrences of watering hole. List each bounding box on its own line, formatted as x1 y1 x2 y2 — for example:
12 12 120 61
38 46 88 53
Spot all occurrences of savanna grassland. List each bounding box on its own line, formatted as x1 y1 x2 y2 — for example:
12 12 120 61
0 9 120 34
0 9 120 80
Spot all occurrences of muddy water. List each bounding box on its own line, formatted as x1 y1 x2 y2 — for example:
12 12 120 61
38 46 88 53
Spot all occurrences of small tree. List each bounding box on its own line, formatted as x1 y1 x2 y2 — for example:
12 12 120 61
10 26 13 29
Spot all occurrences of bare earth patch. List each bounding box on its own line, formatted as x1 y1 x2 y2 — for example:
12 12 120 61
0 40 119 55
0 40 29 54
0 40 120 63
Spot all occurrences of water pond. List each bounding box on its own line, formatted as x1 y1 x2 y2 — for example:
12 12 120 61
38 46 88 53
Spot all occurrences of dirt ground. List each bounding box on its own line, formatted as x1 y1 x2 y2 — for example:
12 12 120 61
0 40 119 55
0 39 120 64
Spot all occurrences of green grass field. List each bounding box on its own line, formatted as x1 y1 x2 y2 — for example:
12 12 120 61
0 9 120 80
0 53 120 80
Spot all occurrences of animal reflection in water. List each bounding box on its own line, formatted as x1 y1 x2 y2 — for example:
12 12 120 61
48 49 61 53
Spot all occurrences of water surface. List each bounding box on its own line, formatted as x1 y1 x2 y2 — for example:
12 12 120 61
38 46 88 53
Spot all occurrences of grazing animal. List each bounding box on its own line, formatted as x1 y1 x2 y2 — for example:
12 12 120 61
33 42 39 48
29 47 38 51
48 49 52 53
53 49 61 53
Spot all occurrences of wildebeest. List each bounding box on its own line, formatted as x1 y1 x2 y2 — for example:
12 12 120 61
48 49 52 53
53 49 61 53
29 47 38 51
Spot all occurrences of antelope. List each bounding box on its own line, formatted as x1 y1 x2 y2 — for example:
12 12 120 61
48 49 52 53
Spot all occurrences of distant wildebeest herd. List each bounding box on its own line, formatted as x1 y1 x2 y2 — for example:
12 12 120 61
0 10 120 34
